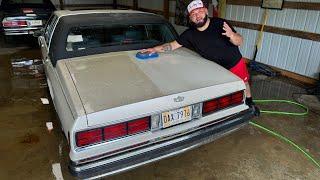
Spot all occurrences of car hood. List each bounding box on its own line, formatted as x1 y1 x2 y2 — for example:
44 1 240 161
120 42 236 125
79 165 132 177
63 48 241 114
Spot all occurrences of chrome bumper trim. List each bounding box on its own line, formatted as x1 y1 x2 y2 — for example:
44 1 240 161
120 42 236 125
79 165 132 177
70 109 254 179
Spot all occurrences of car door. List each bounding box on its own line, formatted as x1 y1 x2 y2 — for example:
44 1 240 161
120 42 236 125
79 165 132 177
39 16 76 135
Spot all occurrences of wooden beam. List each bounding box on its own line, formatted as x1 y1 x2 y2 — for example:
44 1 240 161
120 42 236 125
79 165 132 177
164 0 170 20
59 0 64 10
226 0 320 10
228 20 320 42
133 0 138 10
113 0 117 9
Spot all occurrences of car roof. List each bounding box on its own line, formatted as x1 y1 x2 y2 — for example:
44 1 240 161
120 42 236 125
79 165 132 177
54 9 155 18
49 10 177 66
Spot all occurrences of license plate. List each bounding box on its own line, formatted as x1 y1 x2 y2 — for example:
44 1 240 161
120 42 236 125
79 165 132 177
27 20 42 26
162 106 192 128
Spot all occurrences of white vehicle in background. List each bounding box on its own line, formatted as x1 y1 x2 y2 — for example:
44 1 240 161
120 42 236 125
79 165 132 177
37 10 254 179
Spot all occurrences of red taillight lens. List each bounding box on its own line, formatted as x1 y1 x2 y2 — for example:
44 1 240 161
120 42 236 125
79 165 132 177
203 99 219 114
219 96 232 108
3 20 27 27
76 116 150 147
76 129 103 147
104 123 127 141
128 117 150 135
231 91 244 104
22 8 34 13
202 91 244 115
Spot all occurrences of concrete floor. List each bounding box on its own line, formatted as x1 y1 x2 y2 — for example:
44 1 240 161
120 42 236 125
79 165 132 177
0 36 320 180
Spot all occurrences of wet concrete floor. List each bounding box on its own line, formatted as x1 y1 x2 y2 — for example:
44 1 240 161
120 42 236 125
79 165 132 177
0 37 319 179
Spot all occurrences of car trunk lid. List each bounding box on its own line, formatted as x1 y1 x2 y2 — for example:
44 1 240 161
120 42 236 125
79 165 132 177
63 49 244 126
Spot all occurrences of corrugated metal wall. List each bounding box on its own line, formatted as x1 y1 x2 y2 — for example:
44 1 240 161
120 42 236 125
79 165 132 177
53 0 319 78
225 1 320 79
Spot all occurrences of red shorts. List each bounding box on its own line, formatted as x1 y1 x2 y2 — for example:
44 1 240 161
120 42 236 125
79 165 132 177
229 58 250 83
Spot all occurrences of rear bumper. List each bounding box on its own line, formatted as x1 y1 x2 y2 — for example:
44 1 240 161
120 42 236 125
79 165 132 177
3 27 41 35
69 108 254 179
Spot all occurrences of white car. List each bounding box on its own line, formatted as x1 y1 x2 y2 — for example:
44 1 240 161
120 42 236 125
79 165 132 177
38 10 254 179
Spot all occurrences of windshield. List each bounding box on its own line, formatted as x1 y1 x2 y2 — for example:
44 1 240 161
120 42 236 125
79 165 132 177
65 23 176 52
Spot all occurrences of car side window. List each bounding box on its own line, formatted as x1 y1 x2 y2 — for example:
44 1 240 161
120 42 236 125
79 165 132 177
44 14 58 46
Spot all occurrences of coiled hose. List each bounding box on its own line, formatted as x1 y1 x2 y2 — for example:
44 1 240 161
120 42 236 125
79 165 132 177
251 99 319 169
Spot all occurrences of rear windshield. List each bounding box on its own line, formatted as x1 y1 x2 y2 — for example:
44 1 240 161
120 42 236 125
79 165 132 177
65 23 176 52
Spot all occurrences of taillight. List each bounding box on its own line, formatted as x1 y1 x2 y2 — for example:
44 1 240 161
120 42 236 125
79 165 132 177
231 91 244 104
76 117 150 147
202 91 244 116
219 96 232 108
22 8 34 13
203 99 218 114
104 123 127 141
128 117 150 135
76 129 103 147
3 20 27 27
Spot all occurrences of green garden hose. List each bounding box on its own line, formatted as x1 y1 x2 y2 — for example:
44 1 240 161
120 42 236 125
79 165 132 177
250 99 320 169
254 99 308 116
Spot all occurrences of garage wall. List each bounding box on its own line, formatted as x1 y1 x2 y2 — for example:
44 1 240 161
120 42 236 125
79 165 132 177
225 0 320 79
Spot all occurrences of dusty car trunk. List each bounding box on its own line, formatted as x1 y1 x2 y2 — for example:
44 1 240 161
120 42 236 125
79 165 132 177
63 49 243 126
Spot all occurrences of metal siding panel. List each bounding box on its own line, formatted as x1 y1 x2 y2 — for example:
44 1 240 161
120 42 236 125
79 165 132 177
257 7 263 24
305 10 319 33
245 29 252 59
226 5 232 20
267 9 277 26
316 14 320 34
274 8 286 27
268 34 281 67
243 6 251 23
276 36 291 69
230 5 237 21
294 10 308 31
259 33 272 64
295 39 312 75
286 37 301 72
235 5 241 21
265 33 274 65
283 9 297 29
224 2 320 78
306 42 320 78
256 33 264 62
251 6 260 24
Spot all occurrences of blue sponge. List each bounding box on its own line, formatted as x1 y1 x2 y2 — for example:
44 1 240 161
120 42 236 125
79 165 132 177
136 52 159 60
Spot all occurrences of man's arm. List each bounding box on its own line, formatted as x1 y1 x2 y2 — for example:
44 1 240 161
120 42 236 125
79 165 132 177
222 22 243 46
142 40 182 53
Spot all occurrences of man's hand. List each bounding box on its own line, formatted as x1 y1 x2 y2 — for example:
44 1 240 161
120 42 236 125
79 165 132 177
222 22 234 38
222 22 243 46
141 47 157 54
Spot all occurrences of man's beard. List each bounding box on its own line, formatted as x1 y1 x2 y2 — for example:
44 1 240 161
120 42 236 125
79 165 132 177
190 15 208 28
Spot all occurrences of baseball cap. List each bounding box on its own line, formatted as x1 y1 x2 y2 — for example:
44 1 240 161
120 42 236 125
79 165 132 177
187 0 204 14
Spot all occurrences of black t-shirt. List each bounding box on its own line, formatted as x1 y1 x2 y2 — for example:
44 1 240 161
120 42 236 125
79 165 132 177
176 17 242 69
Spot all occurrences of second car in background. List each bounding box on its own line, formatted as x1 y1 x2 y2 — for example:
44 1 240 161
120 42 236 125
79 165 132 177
0 0 55 36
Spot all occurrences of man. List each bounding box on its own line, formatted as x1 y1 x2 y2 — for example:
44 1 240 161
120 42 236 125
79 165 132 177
142 0 259 116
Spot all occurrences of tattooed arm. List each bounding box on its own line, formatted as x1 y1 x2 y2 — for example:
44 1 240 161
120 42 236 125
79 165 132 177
142 41 182 53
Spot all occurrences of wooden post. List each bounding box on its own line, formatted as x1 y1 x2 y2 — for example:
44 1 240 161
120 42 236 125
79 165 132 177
163 0 169 19
113 0 117 9
133 0 138 10
59 0 64 10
